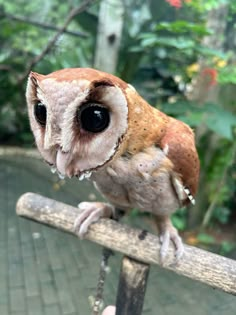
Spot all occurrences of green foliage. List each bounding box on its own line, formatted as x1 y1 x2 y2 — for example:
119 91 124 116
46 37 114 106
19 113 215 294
161 102 236 140
172 208 187 231
219 241 235 256
186 0 229 12
212 207 231 224
155 21 210 36
218 66 236 85
197 233 215 245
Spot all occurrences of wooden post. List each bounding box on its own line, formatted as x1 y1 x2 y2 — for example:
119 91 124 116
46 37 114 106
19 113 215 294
116 256 150 315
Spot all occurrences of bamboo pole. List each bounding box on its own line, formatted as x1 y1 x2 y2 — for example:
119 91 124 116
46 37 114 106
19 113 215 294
16 192 236 296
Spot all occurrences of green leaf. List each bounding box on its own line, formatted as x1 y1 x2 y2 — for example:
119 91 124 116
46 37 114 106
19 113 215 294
213 207 230 224
195 45 227 59
197 233 215 245
155 21 210 36
178 112 205 127
204 104 236 140
140 35 195 50
161 101 201 115
220 241 235 255
218 66 236 84
171 215 186 231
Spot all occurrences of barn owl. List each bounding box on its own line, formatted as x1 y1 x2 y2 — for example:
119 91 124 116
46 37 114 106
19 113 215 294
26 68 200 260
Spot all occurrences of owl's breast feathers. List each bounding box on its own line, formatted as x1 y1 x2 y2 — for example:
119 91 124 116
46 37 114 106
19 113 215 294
123 87 200 201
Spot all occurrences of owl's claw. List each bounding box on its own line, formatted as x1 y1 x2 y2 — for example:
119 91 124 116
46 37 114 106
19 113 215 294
156 216 184 262
74 202 114 238
159 228 184 261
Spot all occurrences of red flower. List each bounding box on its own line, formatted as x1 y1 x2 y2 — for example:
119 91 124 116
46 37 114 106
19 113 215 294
166 0 182 8
165 0 191 8
201 68 218 86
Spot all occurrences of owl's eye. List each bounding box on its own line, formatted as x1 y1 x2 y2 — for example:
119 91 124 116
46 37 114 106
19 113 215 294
34 102 47 126
79 103 110 133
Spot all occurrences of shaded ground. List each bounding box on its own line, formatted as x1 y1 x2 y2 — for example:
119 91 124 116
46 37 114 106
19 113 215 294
0 153 235 315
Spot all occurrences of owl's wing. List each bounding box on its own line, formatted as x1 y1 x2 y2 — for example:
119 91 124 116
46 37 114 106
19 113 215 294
159 118 200 204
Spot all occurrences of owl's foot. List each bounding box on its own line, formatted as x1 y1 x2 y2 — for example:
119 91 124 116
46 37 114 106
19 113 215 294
155 216 184 262
74 202 115 238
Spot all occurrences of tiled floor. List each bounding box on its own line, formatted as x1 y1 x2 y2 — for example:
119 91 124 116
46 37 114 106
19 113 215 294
0 153 235 315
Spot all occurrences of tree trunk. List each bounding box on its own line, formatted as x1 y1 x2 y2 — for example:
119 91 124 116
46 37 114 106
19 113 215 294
94 0 124 74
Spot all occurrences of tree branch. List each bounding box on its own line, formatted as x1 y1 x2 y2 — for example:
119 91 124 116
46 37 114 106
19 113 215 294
18 0 96 84
1 12 88 38
16 192 236 296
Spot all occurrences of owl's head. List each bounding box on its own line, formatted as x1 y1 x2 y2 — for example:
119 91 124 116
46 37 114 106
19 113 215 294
26 68 133 178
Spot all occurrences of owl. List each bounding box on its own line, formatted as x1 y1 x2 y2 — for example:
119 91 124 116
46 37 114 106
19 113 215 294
26 68 200 260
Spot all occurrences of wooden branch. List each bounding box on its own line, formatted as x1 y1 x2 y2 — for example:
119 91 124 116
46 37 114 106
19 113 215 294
116 256 150 315
16 192 236 296
18 0 96 84
2 12 88 38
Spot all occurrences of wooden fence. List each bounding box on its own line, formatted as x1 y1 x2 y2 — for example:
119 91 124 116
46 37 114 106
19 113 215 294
16 192 236 315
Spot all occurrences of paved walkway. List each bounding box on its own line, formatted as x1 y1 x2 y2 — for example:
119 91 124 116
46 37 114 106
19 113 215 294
0 153 235 315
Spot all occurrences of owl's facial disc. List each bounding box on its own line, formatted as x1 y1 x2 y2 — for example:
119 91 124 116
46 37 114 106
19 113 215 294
26 70 129 179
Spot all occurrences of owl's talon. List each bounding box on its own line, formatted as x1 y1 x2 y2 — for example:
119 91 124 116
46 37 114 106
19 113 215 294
159 229 184 262
157 217 184 262
173 235 184 260
74 202 114 238
159 230 170 260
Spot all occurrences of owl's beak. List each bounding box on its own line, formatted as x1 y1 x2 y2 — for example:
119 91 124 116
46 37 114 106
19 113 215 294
56 149 70 176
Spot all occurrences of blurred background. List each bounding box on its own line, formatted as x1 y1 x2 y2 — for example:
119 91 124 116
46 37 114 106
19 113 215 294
0 1 236 314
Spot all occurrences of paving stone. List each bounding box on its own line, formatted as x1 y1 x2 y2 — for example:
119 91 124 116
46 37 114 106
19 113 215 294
43 229 64 271
0 293 9 315
23 259 40 297
9 287 26 313
27 296 43 315
53 269 77 314
44 304 62 315
0 307 8 315
68 277 90 313
58 245 79 279
41 282 58 305
8 264 24 289
33 233 55 285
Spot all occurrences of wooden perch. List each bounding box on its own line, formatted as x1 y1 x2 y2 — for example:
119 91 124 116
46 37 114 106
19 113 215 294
16 192 236 296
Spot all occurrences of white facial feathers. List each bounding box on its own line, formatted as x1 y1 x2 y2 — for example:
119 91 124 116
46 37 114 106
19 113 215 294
26 75 129 177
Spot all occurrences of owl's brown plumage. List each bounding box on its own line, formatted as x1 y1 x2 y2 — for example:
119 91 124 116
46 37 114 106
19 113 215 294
26 67 200 259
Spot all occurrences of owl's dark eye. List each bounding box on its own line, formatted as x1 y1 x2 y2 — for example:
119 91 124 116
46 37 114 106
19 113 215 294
34 102 47 126
78 103 110 133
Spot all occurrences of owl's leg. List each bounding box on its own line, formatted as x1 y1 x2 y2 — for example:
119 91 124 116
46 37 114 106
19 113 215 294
155 215 184 261
74 202 115 238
